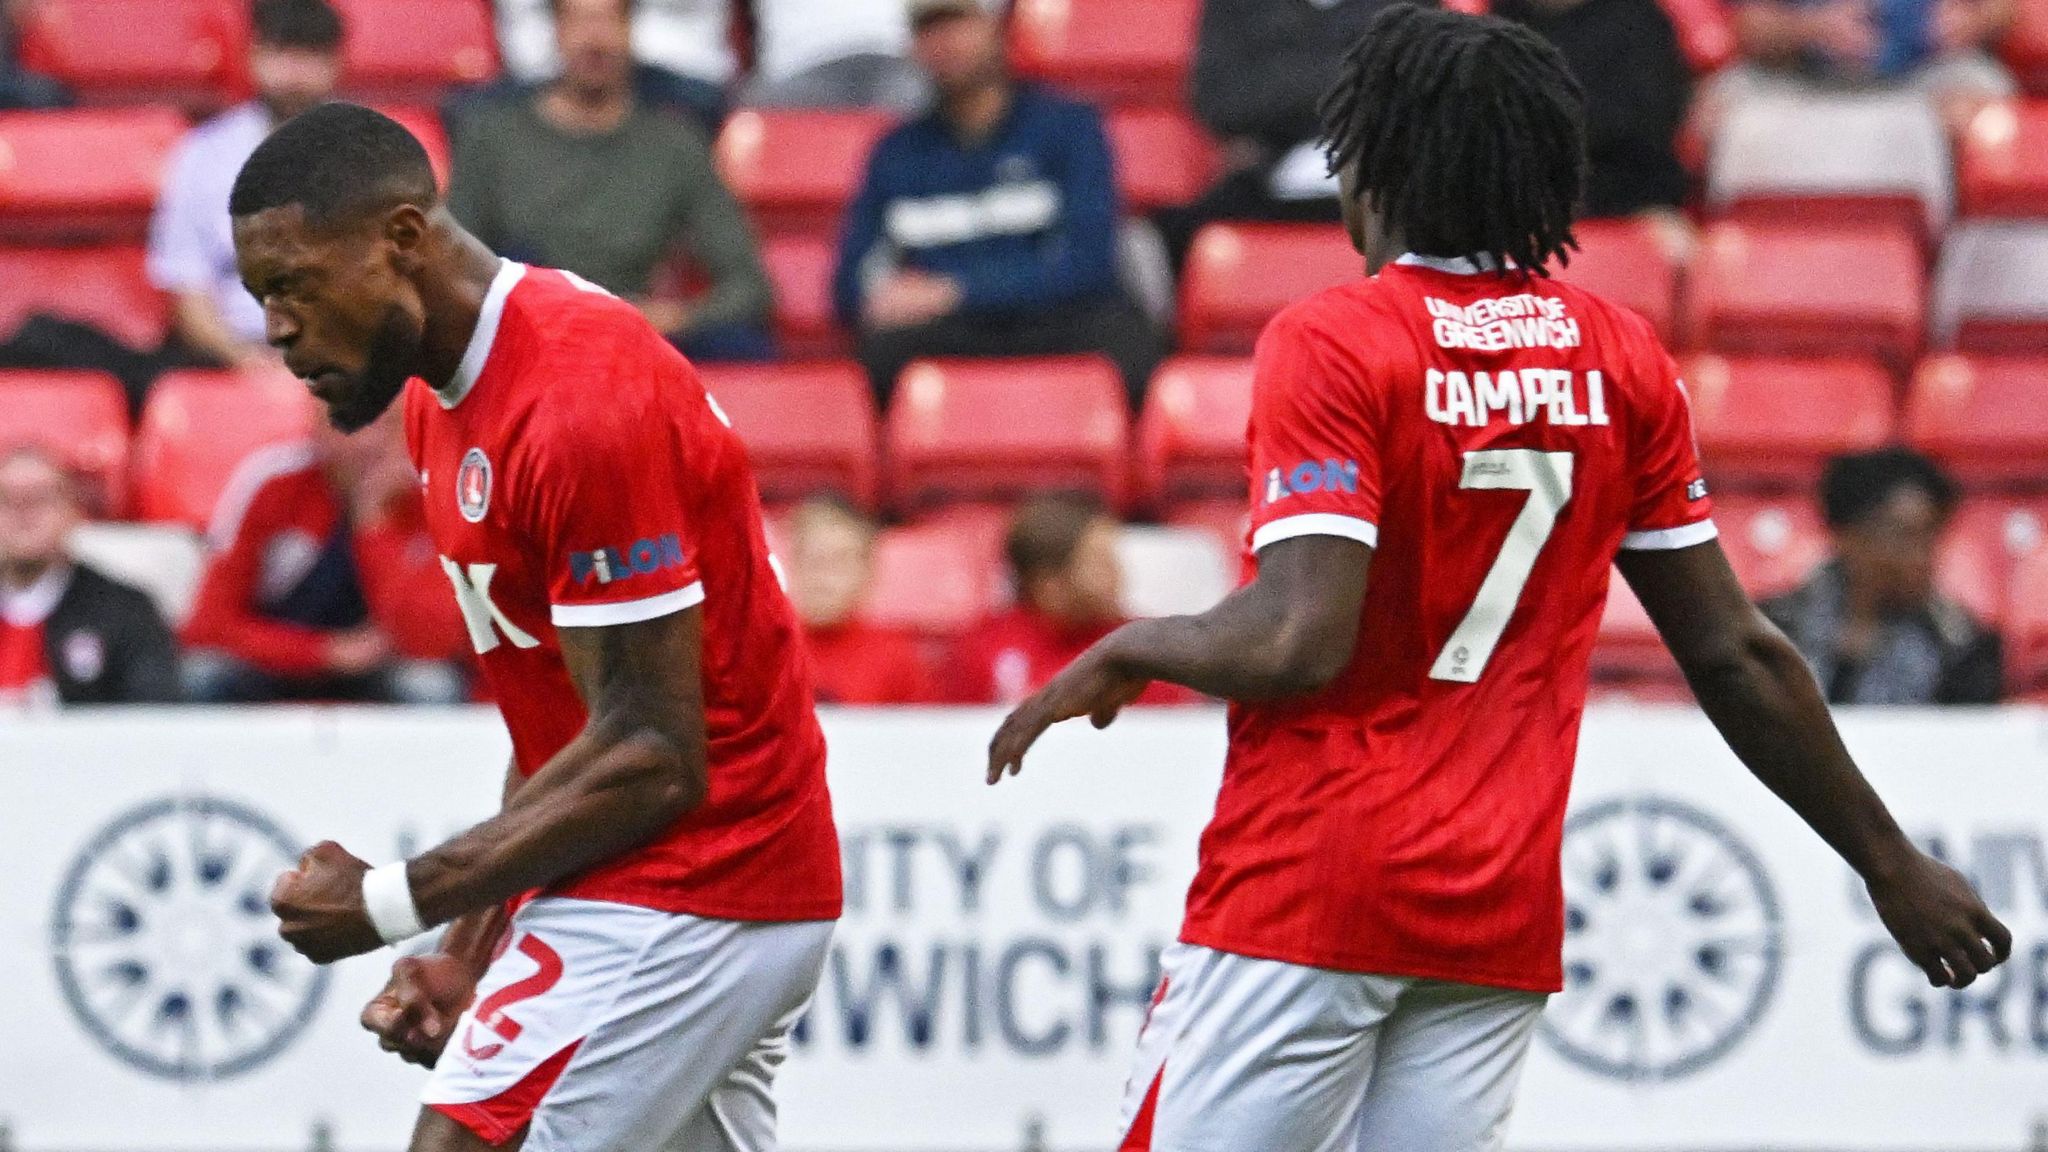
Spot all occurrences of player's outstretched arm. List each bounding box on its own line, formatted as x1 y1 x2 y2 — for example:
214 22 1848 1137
271 609 708 963
988 535 1371 783
1617 541 2012 988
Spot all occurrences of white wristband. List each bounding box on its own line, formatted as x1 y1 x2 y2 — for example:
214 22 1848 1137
362 861 427 946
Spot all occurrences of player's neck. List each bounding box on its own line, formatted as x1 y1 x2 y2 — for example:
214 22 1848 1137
413 233 508 395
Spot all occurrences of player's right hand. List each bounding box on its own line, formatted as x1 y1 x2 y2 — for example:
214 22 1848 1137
1865 850 2012 989
361 952 477 1068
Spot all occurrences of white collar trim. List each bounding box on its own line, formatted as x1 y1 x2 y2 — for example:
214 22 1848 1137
1395 253 1501 275
435 259 526 410
1 563 72 627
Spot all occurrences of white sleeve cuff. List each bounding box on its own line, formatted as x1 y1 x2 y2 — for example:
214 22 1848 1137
551 581 705 627
1620 520 1718 551
1251 513 1380 553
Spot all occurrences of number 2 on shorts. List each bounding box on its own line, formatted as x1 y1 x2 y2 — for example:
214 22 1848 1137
1429 449 1574 684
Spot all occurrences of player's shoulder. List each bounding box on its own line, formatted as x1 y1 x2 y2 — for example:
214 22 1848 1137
1537 272 1670 360
502 265 675 373
1258 278 1403 369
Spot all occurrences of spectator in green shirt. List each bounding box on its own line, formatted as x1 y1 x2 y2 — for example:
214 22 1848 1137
447 0 775 360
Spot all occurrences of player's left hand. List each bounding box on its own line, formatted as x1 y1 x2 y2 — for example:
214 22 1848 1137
270 841 384 964
987 647 1147 784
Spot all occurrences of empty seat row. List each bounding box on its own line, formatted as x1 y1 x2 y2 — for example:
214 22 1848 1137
0 105 451 243
1179 217 2048 365
16 0 497 110
4 346 2040 527
0 366 309 521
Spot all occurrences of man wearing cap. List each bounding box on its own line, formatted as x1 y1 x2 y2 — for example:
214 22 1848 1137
833 0 1164 407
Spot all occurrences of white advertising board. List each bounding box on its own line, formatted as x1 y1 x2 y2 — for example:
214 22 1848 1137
0 707 2042 1151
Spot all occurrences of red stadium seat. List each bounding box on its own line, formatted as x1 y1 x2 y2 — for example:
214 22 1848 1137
1682 220 1924 366
697 361 879 511
1706 92 1949 238
1658 0 1739 72
885 356 1131 511
1553 217 1681 341
1938 496 2048 626
761 233 844 358
378 106 453 191
2007 544 2048 692
133 367 313 527
1930 222 2048 352
716 109 896 239
1682 354 1895 489
1712 493 1829 598
331 0 498 103
1905 353 2048 487
16 0 240 109
1138 355 1251 507
1179 223 1360 354
0 370 131 514
2004 0 2048 94
0 108 185 242
0 245 169 351
1958 100 2048 217
862 522 1002 635
1009 0 1199 107
1105 107 1217 212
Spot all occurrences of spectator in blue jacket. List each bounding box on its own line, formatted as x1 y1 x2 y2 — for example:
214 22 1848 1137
832 0 1164 406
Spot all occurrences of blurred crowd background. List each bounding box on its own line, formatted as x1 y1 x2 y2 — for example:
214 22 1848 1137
0 0 2042 711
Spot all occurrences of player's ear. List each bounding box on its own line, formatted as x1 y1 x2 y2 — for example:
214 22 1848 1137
383 204 430 274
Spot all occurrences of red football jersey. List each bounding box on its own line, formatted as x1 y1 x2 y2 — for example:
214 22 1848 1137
1181 254 1714 992
404 261 841 922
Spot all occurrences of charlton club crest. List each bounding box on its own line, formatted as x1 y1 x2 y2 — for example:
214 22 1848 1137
457 448 492 523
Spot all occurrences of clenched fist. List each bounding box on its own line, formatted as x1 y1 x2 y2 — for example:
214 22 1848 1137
362 952 479 1067
270 841 383 964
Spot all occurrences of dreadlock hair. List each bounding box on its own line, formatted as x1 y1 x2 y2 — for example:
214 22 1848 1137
1318 3 1588 275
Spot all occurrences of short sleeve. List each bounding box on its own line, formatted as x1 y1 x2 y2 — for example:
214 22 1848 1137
519 387 704 628
1621 350 1716 551
1245 309 1383 553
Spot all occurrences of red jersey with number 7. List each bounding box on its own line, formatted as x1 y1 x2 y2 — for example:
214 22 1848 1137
403 260 841 923
1180 254 1713 993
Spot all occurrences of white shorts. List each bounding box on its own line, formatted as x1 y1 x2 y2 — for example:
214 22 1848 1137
422 897 833 1152
1118 943 1548 1152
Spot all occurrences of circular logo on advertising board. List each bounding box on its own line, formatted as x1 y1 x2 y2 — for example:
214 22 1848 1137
50 796 330 1082
1539 796 1783 1083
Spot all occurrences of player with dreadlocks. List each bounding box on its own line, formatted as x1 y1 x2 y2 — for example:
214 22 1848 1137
988 6 2008 1149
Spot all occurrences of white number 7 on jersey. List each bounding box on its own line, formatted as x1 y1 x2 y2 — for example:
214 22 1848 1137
1429 449 1574 683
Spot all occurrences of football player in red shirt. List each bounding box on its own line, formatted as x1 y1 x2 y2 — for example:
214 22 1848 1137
988 8 2010 1150
232 104 840 1151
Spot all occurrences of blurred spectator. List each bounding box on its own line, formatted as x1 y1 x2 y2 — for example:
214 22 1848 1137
1762 448 2002 705
451 0 775 361
0 445 180 706
1713 0 2015 118
833 0 1162 407
1156 0 1392 269
150 0 345 372
0 0 69 109
1496 0 1691 220
787 496 935 704
742 0 925 111
181 411 471 704
492 0 734 130
950 494 1197 706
